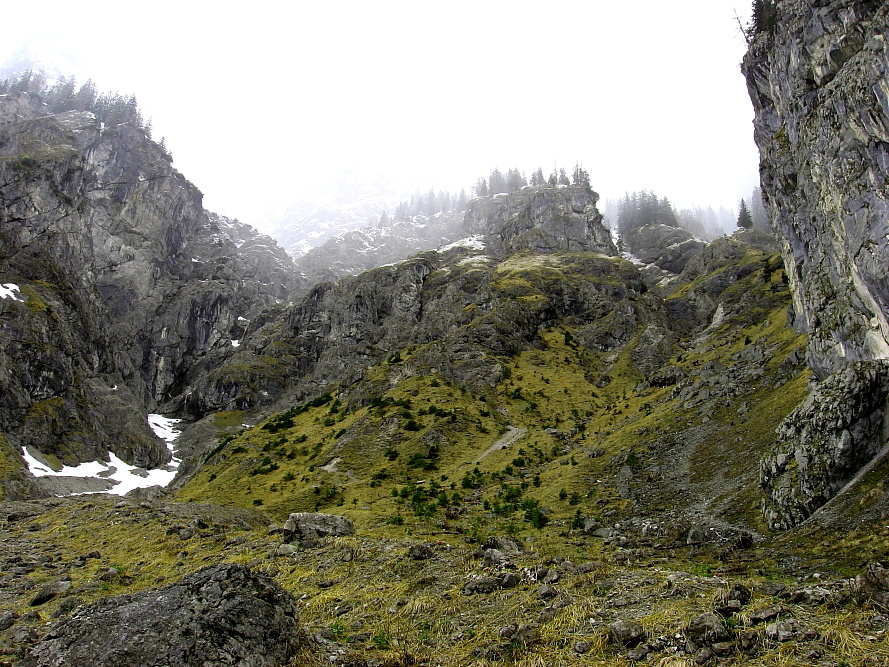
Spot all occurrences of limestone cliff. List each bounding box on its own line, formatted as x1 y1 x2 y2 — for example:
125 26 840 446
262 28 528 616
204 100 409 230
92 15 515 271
0 91 298 495
743 0 889 527
743 0 889 376
463 185 616 257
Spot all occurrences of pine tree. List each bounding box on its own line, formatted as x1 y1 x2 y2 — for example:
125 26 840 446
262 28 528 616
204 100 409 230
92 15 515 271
489 168 507 194
474 178 488 197
506 168 526 192
737 199 753 229
750 186 770 233
572 162 592 193
558 168 570 186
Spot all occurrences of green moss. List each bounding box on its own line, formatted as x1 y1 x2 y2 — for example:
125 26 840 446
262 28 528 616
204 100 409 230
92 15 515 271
212 410 248 430
19 284 49 313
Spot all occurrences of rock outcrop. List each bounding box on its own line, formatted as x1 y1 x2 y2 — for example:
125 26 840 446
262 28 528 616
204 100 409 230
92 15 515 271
282 512 355 545
743 0 889 528
625 223 706 274
24 563 301 667
761 360 889 529
464 185 616 257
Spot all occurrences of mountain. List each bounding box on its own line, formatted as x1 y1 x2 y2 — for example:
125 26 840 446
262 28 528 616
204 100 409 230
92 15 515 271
292 210 465 288
0 91 299 498
269 167 403 258
4 7 889 663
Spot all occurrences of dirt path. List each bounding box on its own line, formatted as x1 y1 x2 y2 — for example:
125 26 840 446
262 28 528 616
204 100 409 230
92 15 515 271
474 426 526 464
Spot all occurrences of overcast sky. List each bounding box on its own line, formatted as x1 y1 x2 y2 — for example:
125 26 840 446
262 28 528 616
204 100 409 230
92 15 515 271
2 0 759 233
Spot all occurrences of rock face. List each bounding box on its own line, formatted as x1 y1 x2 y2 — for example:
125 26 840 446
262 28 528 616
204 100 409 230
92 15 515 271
0 92 299 495
744 0 889 528
743 0 889 377
760 361 889 529
24 563 301 667
294 211 465 288
464 185 616 257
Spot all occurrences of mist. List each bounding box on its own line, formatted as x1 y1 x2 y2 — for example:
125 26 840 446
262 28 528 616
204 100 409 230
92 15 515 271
0 0 759 236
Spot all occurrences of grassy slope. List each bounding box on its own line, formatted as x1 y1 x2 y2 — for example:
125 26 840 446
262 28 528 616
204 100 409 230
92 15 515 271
6 247 889 666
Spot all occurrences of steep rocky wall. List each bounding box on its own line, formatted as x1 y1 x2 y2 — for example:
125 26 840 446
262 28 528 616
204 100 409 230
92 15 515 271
743 0 889 377
743 0 889 528
0 92 299 487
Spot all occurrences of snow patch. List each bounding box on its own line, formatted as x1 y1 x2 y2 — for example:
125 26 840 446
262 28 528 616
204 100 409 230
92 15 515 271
439 235 486 252
458 255 493 266
0 283 23 301
22 414 183 496
231 339 240 347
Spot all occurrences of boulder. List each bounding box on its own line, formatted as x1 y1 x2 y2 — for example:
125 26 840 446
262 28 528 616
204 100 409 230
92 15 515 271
608 619 645 647
25 563 300 667
856 561 889 609
462 576 501 595
686 612 730 644
282 512 354 545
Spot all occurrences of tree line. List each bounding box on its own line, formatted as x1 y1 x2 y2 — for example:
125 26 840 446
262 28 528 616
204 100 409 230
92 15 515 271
386 188 471 225
382 163 594 227
613 188 770 242
0 70 154 139
473 163 592 197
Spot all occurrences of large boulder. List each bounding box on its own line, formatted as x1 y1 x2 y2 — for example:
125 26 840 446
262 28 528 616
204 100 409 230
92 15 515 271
626 224 705 273
282 512 355 545
25 563 300 667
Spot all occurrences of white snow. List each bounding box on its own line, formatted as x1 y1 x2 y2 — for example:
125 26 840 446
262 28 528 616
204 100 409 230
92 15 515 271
439 235 486 252
21 414 183 496
231 339 240 347
147 414 181 445
458 255 493 266
0 283 23 301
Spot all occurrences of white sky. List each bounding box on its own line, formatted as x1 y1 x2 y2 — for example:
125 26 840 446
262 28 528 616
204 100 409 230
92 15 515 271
2 0 759 233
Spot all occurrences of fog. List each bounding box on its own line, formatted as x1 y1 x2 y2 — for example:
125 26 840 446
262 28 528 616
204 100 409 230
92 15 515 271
1 0 759 234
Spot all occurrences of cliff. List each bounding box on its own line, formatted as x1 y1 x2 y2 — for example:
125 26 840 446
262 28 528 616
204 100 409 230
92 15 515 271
0 92 298 496
743 0 889 527
463 185 616 257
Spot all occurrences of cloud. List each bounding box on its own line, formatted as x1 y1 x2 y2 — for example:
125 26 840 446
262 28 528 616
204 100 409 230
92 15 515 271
2 0 758 230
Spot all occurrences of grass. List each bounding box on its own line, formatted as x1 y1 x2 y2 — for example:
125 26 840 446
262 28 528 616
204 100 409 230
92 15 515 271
8 246 880 666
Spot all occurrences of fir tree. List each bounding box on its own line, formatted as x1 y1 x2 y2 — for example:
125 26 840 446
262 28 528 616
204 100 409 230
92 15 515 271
489 168 507 194
572 162 592 193
737 199 753 229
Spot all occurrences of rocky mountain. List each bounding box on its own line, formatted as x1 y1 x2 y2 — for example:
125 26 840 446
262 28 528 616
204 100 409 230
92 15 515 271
269 167 402 259
0 91 299 498
292 210 465 288
3 7 889 662
743 0 889 529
